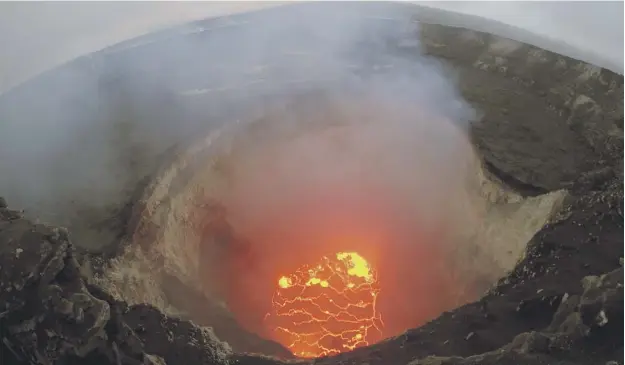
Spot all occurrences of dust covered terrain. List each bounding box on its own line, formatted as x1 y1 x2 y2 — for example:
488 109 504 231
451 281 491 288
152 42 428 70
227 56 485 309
0 3 622 365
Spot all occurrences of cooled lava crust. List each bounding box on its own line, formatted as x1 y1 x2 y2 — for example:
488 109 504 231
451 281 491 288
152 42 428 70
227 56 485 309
0 3 622 365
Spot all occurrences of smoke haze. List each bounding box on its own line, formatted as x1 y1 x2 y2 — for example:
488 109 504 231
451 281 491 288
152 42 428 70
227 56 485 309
0 2 472 244
0 2 569 351
129 3 481 340
0 1 621 95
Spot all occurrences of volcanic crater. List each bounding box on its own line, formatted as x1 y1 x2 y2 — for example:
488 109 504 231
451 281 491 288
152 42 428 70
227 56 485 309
105 89 567 360
0 3 622 365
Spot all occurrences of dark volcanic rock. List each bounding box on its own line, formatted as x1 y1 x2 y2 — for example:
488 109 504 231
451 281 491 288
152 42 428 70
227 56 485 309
405 267 624 365
123 304 232 365
0 199 229 365
156 272 293 358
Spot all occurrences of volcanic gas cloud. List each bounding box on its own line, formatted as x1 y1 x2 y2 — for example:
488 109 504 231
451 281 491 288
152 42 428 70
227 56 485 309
200 90 485 358
171 6 490 357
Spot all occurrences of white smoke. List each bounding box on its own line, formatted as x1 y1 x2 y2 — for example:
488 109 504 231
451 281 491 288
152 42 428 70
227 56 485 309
0 2 567 354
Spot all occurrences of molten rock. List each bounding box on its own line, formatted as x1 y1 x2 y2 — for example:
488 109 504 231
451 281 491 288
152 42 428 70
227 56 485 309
265 252 383 357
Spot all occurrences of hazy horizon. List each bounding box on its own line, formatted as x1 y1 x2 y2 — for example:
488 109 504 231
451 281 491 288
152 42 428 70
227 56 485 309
0 1 622 95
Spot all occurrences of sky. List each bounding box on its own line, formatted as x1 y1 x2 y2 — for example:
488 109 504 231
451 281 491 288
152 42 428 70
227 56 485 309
0 1 622 94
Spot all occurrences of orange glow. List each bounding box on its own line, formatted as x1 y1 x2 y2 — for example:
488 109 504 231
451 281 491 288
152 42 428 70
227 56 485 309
264 252 383 358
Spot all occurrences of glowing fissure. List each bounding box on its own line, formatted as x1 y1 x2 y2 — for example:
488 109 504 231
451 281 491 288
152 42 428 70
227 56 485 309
265 252 384 358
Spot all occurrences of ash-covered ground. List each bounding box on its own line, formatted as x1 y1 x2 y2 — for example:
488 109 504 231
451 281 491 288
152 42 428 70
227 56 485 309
0 3 623 365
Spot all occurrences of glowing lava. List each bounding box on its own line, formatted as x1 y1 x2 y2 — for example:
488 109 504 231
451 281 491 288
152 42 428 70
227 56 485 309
265 252 384 358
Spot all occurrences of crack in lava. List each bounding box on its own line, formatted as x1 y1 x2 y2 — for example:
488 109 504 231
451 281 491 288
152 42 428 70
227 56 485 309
264 252 384 358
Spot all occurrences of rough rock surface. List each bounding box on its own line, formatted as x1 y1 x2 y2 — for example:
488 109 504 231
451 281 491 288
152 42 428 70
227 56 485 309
0 200 231 365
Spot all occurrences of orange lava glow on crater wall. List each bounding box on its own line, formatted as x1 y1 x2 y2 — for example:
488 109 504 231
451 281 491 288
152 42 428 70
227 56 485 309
264 252 384 358
201 105 481 358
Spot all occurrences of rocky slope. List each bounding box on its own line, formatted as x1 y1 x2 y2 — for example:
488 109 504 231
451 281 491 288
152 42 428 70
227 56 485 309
0 196 231 365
